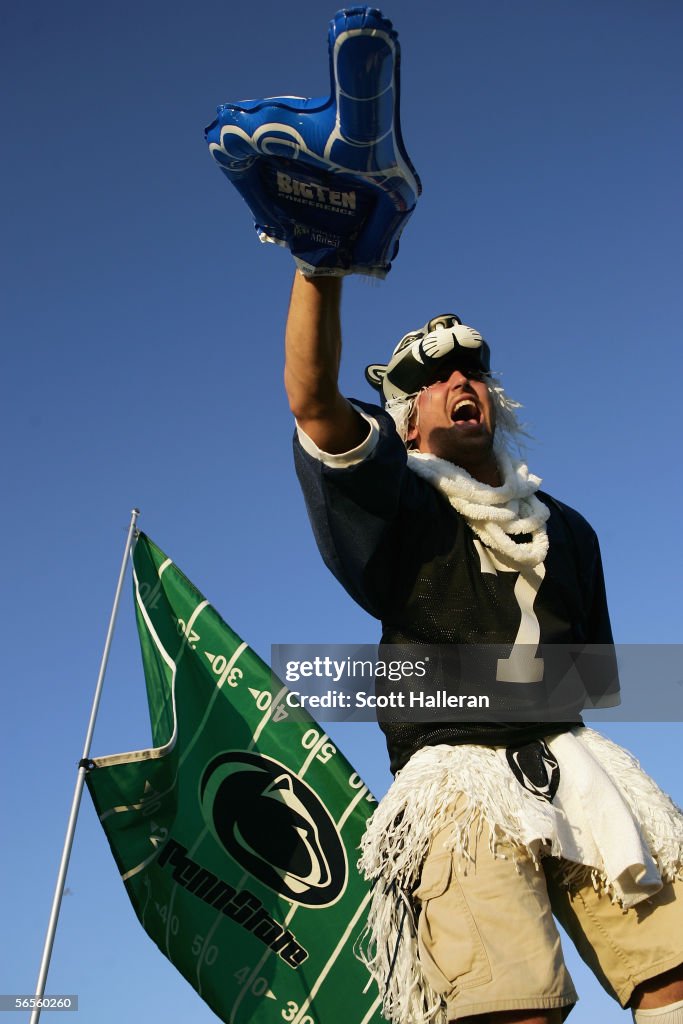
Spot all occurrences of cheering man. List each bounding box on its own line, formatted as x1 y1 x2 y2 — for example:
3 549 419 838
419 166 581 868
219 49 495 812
285 272 683 1024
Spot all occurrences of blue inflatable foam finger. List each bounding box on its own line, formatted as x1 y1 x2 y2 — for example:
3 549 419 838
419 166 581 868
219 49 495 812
204 6 421 278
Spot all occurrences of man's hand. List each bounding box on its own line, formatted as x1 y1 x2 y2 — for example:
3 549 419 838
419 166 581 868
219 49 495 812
205 7 420 279
284 272 369 454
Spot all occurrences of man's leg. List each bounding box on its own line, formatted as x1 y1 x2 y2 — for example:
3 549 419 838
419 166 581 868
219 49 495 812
413 818 576 1023
631 964 683 1021
546 860 683 1018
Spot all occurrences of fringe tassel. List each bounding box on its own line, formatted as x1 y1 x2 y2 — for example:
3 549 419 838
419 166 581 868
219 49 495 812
355 881 446 1024
358 745 560 894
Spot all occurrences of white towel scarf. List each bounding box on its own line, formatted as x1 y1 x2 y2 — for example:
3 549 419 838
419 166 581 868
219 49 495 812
407 445 549 566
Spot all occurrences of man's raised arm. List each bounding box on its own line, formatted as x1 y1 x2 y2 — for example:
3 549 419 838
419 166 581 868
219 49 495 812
284 272 370 455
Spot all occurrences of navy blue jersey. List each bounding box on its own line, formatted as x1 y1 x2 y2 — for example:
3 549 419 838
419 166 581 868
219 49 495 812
294 401 616 773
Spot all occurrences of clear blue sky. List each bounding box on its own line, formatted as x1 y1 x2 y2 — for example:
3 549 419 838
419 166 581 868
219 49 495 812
2 1 682 1022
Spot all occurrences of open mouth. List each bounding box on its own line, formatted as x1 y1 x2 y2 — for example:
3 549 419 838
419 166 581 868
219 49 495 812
451 399 481 427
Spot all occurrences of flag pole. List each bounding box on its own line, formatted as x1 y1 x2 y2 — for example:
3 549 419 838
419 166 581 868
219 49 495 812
30 508 141 1024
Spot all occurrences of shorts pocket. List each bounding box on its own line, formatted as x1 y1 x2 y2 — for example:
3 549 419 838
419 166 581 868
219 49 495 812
413 851 452 901
414 851 492 995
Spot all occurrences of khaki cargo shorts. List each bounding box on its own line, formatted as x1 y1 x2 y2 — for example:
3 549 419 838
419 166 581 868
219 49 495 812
413 819 683 1021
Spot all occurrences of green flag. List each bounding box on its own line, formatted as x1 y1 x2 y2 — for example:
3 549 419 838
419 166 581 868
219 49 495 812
85 532 382 1024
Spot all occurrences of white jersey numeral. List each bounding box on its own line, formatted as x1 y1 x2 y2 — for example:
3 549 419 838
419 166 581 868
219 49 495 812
473 539 545 683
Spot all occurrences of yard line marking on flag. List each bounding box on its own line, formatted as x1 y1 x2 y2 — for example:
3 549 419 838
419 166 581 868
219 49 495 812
134 567 178 749
179 648 249 767
176 600 209 673
250 684 289 746
160 604 248 957
100 801 147 820
99 769 183 822
107 596 211 882
158 558 173 576
165 880 180 953
161 830 216 957
228 944 271 1022
122 846 166 882
227 900 300 1023
300 733 330 775
195 902 227 996
284 780 375 1023
336 785 370 832
292 890 374 1024
359 995 382 1024
187 598 207 622
133 568 176 677
140 877 153 930
193 864 266 997
195 858 282 1000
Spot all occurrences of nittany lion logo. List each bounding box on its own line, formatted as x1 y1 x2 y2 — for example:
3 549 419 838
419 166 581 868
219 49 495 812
199 752 347 907
506 740 560 803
